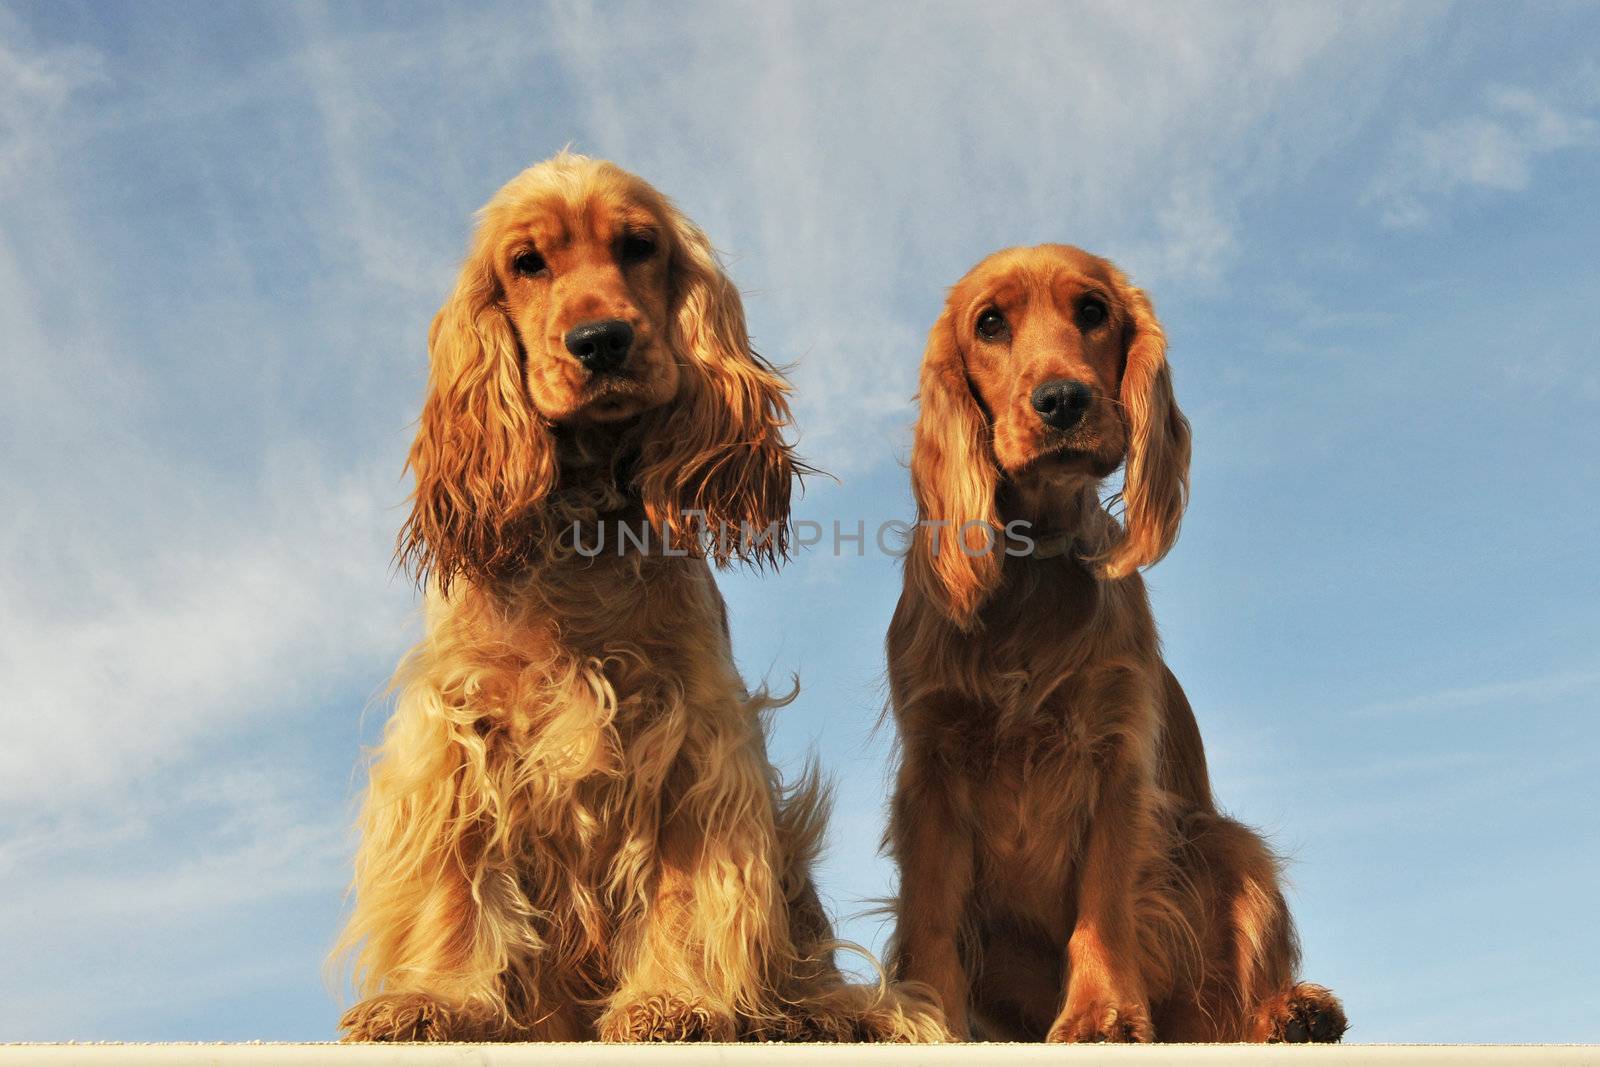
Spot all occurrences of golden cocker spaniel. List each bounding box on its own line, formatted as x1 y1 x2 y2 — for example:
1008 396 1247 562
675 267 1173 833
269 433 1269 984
333 153 946 1043
885 245 1347 1043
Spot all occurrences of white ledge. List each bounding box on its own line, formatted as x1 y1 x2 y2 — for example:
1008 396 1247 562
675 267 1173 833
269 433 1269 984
2 1046 1596 1066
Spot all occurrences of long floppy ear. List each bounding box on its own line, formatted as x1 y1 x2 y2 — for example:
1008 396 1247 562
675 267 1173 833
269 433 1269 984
907 309 1002 628
633 208 799 567
1099 276 1191 579
397 251 556 589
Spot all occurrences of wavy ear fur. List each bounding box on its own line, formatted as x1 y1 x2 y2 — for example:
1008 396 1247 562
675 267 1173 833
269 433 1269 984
1100 275 1190 579
633 207 799 567
908 310 1001 628
398 251 556 589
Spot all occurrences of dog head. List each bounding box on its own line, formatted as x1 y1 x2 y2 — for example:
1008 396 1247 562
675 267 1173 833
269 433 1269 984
909 244 1190 624
401 153 799 587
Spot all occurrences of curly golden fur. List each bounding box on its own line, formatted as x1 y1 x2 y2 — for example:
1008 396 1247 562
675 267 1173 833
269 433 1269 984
332 153 947 1043
885 245 1346 1043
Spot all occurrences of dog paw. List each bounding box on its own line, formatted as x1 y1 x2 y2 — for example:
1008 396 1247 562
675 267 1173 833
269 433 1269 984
1047 1001 1154 1043
1262 983 1348 1043
599 993 734 1042
745 982 953 1043
340 993 458 1042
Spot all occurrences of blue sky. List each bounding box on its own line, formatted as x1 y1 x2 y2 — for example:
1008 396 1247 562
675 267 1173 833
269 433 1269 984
2 0 1597 1044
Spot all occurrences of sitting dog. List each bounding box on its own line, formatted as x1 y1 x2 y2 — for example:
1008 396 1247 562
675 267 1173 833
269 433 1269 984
334 153 946 1043
885 244 1346 1043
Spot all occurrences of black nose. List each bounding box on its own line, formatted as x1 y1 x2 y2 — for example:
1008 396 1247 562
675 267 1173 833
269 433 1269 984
564 318 634 373
1030 379 1093 431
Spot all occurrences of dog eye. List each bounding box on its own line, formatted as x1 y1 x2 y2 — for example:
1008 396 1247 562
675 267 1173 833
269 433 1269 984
1076 297 1108 330
512 250 546 276
975 307 1008 342
617 233 657 265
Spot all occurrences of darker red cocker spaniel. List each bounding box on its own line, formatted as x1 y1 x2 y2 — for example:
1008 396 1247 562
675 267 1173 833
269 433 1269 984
886 244 1347 1044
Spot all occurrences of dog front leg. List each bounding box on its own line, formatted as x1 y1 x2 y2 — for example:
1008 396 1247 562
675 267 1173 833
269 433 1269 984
887 740 975 1039
336 668 554 1042
1048 757 1158 1044
598 736 784 1042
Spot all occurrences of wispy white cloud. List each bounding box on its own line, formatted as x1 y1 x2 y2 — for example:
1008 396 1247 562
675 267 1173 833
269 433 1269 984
0 762 348 917
0 758 349 1038
0 11 419 1022
1367 83 1599 227
0 24 104 185
1350 666 1600 719
290 3 454 301
0 15 412 845
0 459 408 813
0 202 409 825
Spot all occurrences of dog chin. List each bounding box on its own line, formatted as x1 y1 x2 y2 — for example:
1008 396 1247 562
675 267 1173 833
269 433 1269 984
572 379 658 423
580 398 647 422
1015 442 1121 482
